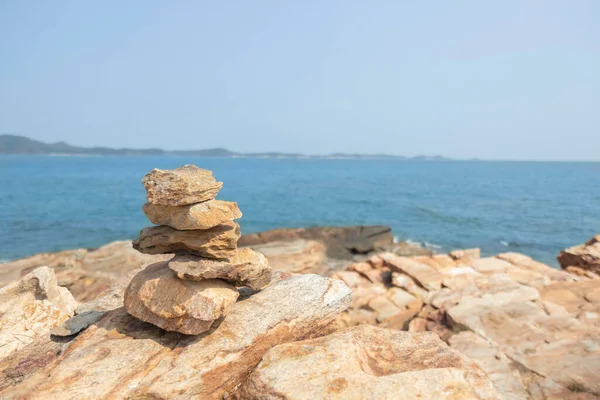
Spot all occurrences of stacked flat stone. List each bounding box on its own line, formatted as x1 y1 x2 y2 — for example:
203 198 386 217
124 165 272 335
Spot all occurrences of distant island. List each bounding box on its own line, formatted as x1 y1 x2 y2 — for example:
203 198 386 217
0 134 449 160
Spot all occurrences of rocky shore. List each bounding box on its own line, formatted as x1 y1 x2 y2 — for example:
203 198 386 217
0 165 598 399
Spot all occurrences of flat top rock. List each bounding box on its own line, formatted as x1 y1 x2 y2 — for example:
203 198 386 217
169 248 272 290
239 325 501 400
133 221 240 259
142 200 242 230
142 164 223 206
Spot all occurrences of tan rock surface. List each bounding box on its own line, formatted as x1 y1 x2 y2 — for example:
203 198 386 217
133 221 240 258
3 307 183 400
380 253 444 290
0 240 170 302
450 331 530 400
129 274 351 400
239 225 396 259
445 275 600 398
0 267 77 362
169 248 272 290
124 261 239 334
239 325 501 400
331 249 600 398
558 235 600 277
246 239 329 274
0 273 348 398
472 257 513 274
450 248 481 261
142 164 223 206
3 274 351 400
142 199 242 230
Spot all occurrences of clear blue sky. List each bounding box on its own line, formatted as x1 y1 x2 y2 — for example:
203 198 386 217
1 1 598 160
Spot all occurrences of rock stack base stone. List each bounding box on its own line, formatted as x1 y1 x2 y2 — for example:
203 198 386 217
124 262 238 334
124 164 272 334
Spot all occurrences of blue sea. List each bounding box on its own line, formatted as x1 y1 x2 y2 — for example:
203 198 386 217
1 156 599 266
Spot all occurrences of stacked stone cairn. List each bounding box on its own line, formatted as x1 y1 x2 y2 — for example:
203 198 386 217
124 164 272 334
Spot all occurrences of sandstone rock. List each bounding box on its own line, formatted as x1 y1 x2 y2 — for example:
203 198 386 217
472 257 513 274
2 307 183 399
558 235 600 277
391 271 429 300
408 317 428 332
380 253 443 290
3 274 350 399
131 274 351 399
246 239 328 274
538 279 600 327
368 296 403 322
566 266 599 279
0 267 77 361
380 288 423 329
334 264 423 330
239 325 501 400
347 261 386 284
497 252 576 283
450 331 530 400
142 164 223 206
142 200 242 230
446 274 600 397
239 225 395 259
0 240 171 303
124 261 239 334
168 248 272 290
331 270 372 290
0 332 75 391
133 221 240 259
450 248 481 261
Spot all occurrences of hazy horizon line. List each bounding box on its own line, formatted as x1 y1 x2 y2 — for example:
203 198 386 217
2 133 600 163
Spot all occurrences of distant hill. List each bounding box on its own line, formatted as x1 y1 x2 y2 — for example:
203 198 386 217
0 134 451 160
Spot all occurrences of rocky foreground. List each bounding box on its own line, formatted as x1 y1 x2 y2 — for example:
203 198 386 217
0 233 598 399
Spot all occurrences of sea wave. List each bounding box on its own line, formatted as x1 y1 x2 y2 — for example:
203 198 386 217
405 238 443 250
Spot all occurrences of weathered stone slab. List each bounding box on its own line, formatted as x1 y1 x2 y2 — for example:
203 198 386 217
2 308 183 399
133 221 240 258
142 200 241 230
130 274 352 399
450 331 529 400
0 267 77 362
169 248 271 290
380 253 444 290
239 325 501 400
143 164 223 206
3 274 350 399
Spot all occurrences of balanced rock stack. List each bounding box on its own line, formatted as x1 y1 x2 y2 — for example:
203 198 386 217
124 164 272 334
